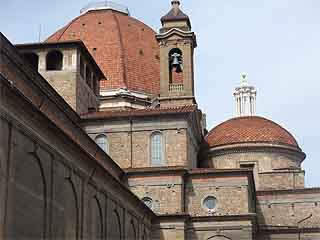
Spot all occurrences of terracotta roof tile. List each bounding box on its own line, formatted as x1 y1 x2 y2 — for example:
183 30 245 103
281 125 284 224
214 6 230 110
205 116 300 150
46 10 160 95
81 105 197 120
161 8 190 24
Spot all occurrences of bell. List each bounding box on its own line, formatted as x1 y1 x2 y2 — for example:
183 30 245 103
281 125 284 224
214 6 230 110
171 53 181 67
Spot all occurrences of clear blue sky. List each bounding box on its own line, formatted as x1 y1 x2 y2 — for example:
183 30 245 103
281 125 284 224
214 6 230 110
1 0 319 187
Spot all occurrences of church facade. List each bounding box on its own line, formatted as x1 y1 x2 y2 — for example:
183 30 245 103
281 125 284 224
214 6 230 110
0 1 319 239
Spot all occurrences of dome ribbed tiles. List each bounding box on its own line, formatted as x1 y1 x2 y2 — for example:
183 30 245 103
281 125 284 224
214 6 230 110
205 116 300 150
46 9 160 94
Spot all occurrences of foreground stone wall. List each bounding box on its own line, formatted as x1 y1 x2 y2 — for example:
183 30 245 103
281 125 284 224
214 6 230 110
0 33 154 239
0 112 152 239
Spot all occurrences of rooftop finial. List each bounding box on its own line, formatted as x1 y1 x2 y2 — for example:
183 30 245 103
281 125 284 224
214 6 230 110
234 73 257 117
172 0 180 5
240 72 249 86
171 0 180 10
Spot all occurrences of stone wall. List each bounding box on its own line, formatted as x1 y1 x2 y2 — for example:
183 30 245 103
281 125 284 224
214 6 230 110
0 115 153 239
259 170 305 190
257 231 320 240
206 149 304 190
0 33 154 239
84 116 200 169
77 73 99 114
128 173 184 215
187 219 254 240
257 189 320 229
186 171 255 217
17 45 99 115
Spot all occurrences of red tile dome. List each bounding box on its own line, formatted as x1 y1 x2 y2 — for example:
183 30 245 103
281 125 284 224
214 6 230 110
205 116 301 150
46 8 160 95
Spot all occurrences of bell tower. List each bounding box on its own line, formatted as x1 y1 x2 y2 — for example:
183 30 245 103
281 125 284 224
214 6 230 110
156 0 197 107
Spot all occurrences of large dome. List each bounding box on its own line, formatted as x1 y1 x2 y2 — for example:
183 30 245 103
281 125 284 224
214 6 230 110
205 116 301 150
46 5 160 95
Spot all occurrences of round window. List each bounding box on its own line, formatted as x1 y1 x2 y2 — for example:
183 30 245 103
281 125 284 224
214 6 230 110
203 196 217 210
142 197 153 209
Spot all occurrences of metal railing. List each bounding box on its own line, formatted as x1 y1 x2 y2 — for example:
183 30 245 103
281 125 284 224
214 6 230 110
80 1 130 15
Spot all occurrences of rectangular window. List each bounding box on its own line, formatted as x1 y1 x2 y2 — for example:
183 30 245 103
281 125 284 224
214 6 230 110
151 133 164 166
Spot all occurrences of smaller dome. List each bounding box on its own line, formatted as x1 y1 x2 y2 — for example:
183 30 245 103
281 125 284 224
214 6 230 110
205 116 301 150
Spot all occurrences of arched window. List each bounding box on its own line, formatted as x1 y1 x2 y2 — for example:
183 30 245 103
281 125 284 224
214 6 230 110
95 135 109 154
168 48 183 85
142 197 153 209
46 50 63 71
151 132 164 166
23 52 39 71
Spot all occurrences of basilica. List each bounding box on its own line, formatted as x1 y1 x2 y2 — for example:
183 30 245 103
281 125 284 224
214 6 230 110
0 1 319 239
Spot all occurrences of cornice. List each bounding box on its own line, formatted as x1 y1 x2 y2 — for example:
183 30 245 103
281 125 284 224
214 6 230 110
208 143 306 160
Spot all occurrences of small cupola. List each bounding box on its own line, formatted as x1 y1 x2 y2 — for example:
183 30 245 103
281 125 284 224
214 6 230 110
160 0 191 32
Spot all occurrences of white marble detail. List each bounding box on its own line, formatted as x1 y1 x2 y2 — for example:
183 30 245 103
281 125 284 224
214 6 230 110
233 73 257 117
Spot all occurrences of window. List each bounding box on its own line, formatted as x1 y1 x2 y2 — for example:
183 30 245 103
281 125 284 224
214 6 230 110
203 196 217 211
95 135 109 154
151 132 164 166
46 50 63 71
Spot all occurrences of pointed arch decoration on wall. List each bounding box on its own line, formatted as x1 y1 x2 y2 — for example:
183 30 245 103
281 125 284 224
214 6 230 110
91 196 103 239
110 209 121 240
9 145 47 239
207 235 232 240
64 177 79 240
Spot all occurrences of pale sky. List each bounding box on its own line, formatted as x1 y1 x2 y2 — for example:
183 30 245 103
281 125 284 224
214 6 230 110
1 0 319 187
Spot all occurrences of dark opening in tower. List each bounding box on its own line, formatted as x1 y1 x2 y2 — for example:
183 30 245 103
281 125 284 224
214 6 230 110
169 48 184 85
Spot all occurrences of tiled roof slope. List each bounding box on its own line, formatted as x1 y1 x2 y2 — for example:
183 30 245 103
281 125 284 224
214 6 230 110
205 116 300 150
81 105 198 120
46 9 160 95
161 8 190 24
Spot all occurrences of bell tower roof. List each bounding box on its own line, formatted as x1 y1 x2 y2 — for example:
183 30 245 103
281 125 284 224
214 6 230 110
161 0 191 28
